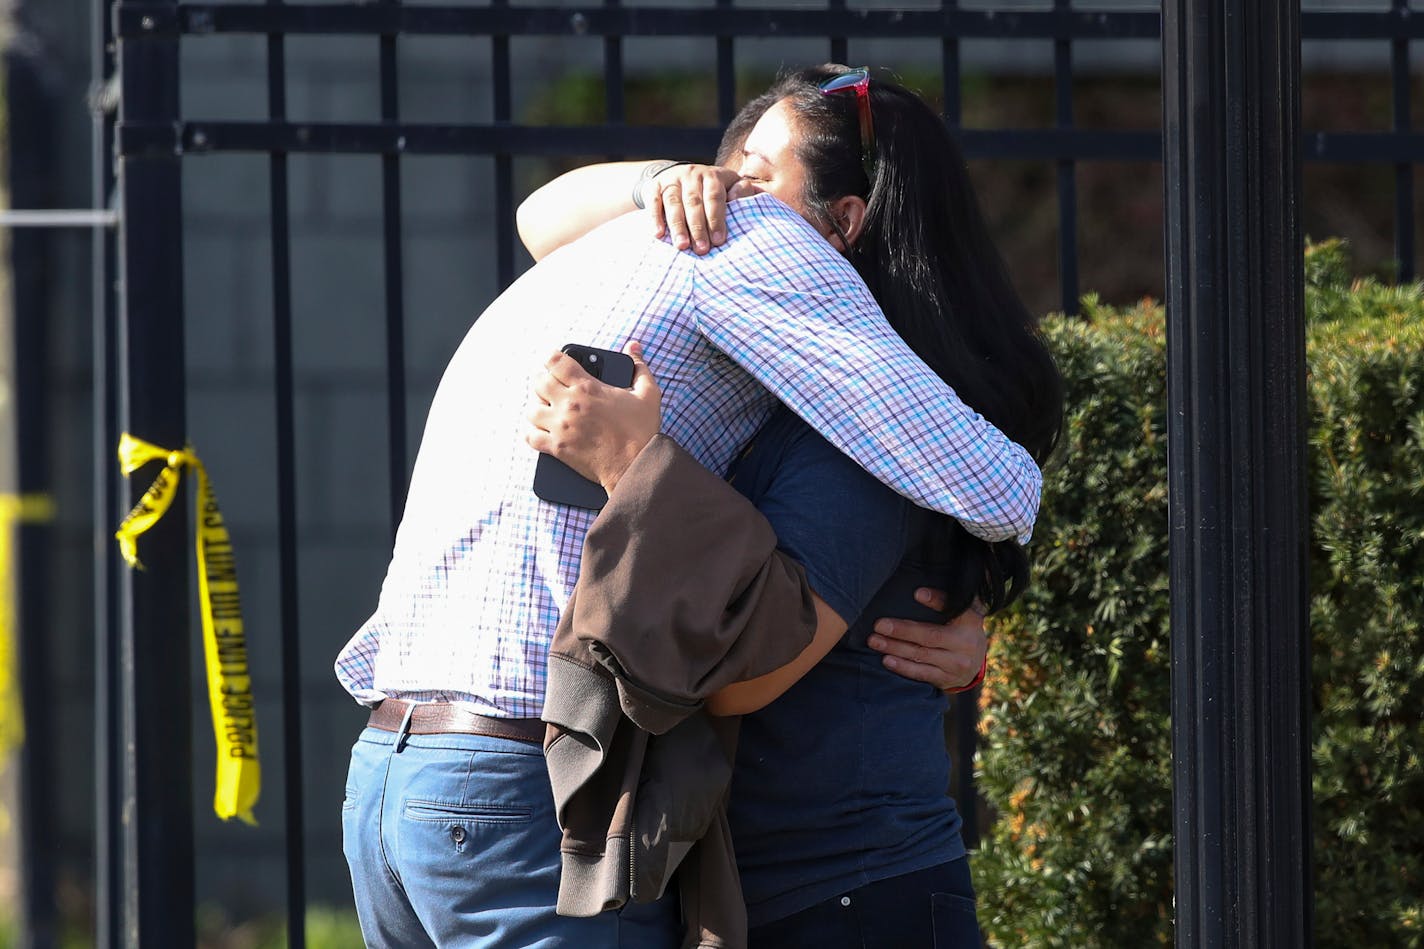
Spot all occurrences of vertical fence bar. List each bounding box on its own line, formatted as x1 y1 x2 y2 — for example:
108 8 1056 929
266 5 307 946
605 0 625 135
380 8 410 530
492 0 515 290
113 0 196 944
5 27 58 949
939 0 978 850
828 0 847 67
1054 0 1079 316
92 0 123 942
950 690 978 848
1392 0 1414 283
1162 1 1311 946
716 0 735 126
941 0 960 128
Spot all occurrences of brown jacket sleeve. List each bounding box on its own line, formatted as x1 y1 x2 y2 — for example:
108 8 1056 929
555 433 818 734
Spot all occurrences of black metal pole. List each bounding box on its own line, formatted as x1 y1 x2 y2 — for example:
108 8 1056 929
828 0 846 68
92 1 123 946
1053 0 1079 317
940 0 975 850
951 690 978 849
941 0 960 129
1391 0 1413 283
113 2 196 946
715 0 735 127
4 29 59 949
603 0 624 131
1162 2 1311 947
378 6 410 538
492 0 514 291
267 5 308 946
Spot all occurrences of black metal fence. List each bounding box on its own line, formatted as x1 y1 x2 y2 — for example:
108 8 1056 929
17 0 1416 945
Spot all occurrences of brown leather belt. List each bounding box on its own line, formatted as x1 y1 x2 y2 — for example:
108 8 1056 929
367 699 545 744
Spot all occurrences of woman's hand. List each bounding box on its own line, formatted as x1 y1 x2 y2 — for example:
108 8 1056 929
643 164 748 255
869 587 989 692
525 342 662 495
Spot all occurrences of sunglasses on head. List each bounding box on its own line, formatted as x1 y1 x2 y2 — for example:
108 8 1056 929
818 66 876 183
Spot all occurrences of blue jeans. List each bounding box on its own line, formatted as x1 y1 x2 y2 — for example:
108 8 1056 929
342 725 681 948
747 858 981 949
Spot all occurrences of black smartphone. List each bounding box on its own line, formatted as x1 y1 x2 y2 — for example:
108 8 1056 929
532 344 637 510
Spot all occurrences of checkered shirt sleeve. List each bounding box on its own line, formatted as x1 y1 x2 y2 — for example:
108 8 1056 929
693 198 1042 544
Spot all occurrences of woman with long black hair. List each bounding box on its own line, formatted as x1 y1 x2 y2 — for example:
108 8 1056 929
525 65 1062 947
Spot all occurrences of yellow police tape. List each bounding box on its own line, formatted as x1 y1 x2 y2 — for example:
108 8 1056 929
115 433 259 825
0 493 56 762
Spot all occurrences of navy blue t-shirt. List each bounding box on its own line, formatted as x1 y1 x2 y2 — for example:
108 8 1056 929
725 407 967 927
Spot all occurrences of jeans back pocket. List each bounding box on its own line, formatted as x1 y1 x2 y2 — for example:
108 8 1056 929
403 798 533 824
930 892 982 949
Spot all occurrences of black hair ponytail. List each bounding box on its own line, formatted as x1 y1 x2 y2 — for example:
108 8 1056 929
773 65 1065 614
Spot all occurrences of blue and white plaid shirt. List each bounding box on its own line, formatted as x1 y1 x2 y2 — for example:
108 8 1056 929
335 194 1041 718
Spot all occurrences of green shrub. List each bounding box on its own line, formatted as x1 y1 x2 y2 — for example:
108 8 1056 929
974 241 1424 947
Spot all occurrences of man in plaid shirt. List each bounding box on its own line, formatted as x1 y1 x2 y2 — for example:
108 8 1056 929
337 192 1034 947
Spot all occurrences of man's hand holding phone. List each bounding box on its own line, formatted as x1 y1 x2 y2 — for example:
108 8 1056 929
527 341 663 500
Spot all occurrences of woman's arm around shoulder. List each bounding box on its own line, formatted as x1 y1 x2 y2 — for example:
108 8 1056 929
517 160 744 261
516 160 652 261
